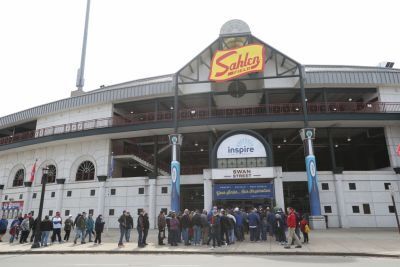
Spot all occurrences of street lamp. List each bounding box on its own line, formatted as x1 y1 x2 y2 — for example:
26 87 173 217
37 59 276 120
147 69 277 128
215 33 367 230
31 166 49 248
388 185 400 234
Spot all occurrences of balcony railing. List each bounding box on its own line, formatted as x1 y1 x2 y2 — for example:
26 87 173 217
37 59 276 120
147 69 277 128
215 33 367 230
0 102 399 146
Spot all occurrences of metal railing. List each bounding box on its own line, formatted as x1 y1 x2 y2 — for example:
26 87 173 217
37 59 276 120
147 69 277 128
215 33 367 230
1 102 399 146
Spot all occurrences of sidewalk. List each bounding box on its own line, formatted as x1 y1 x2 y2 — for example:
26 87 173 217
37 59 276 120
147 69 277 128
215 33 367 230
0 228 399 257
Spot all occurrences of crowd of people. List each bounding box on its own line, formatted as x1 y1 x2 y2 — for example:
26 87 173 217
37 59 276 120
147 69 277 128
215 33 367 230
0 205 310 250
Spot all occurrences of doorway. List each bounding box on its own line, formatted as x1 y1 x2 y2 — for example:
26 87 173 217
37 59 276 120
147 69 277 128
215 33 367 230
180 184 204 211
283 181 310 214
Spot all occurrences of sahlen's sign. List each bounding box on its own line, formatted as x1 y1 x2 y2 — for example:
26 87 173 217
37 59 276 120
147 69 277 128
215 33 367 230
209 44 265 82
217 134 267 159
214 183 274 200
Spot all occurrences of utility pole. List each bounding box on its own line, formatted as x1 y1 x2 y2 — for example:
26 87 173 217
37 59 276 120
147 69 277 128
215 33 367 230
388 185 400 234
76 0 91 91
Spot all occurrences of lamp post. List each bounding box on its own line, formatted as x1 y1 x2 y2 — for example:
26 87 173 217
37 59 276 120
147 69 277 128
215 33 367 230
388 185 400 234
31 166 49 248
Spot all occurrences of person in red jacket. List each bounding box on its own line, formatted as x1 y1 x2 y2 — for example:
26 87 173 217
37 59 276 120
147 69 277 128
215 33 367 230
284 207 302 249
300 216 309 244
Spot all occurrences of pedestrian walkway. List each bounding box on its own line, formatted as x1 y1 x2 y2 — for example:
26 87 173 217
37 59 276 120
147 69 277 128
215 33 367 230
0 228 399 257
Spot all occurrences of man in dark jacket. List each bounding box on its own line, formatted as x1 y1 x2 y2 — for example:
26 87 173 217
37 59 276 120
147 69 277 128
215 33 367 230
125 212 134 242
143 212 150 245
40 215 53 247
209 210 221 249
192 210 202 246
118 210 127 247
28 213 35 242
219 209 230 245
73 212 87 244
157 210 166 245
94 215 105 245
181 209 191 246
248 208 260 242
137 210 145 248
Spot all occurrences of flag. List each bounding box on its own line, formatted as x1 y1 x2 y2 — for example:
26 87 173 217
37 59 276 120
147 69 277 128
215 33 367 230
30 159 38 183
108 153 114 178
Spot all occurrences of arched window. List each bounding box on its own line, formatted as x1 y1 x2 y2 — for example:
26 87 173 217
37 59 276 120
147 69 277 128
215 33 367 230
42 164 57 184
13 169 25 187
76 161 95 181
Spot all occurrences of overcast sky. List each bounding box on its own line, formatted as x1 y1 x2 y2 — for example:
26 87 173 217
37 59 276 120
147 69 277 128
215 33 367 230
0 0 399 118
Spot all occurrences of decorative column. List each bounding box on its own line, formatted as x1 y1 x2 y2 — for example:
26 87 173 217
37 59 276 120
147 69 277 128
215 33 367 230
333 173 349 228
55 178 66 214
97 175 107 216
299 128 326 229
23 181 33 215
203 169 213 211
169 134 183 212
148 178 156 229
273 170 285 210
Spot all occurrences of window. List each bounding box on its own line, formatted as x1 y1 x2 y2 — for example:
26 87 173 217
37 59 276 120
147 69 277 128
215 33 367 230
65 210 70 216
384 183 391 190
67 191 72 197
4 195 8 201
324 206 332 213
51 192 55 198
110 189 116 195
90 189 95 196
19 194 23 200
13 169 25 187
89 209 94 215
49 210 53 216
42 165 57 184
138 187 144 194
161 187 168 194
363 204 371 214
32 193 37 199
352 206 360 213
321 183 329 190
389 206 395 213
349 183 356 190
109 209 115 216
76 161 95 181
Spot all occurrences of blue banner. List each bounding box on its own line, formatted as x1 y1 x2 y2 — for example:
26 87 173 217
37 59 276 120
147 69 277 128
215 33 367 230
214 183 274 200
306 155 322 216
170 160 180 212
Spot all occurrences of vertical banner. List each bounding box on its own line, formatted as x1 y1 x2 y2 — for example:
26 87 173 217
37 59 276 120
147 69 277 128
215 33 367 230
171 160 180 212
305 154 322 216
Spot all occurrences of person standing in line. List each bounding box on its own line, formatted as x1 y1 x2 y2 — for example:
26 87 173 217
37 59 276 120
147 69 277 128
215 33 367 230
169 212 179 246
64 215 74 242
266 207 276 238
125 212 134 242
84 214 94 242
136 210 145 248
219 209 230 245
28 213 36 243
274 213 286 245
227 210 236 244
19 214 30 243
233 207 244 241
191 210 202 246
200 210 209 245
51 212 63 244
157 210 166 245
143 212 150 245
248 208 260 242
0 215 8 242
40 215 53 247
74 212 87 244
180 209 191 246
165 211 172 245
94 214 105 245
260 208 268 241
117 210 127 248
9 216 20 243
284 207 302 249
209 209 221 249
300 216 310 244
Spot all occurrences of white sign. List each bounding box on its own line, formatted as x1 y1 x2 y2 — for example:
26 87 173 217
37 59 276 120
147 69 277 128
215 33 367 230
217 134 267 159
212 167 277 179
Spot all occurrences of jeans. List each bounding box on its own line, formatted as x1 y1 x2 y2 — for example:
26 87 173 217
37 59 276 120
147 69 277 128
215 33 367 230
202 226 209 245
52 228 62 243
137 228 143 246
118 227 127 245
193 225 201 245
84 229 93 241
64 229 71 241
235 225 244 241
158 228 165 244
182 228 189 245
125 228 132 242
74 229 85 243
261 224 268 241
287 227 301 247
94 230 102 244
249 227 257 241
229 229 235 243
41 231 50 246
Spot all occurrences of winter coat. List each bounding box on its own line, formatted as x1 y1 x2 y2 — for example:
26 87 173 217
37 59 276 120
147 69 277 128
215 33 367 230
95 217 105 232
0 218 8 230
287 212 297 228
40 219 53 231
192 213 202 227
248 212 260 228
64 218 74 231
52 216 62 229
126 215 134 229
181 214 191 229
20 218 30 231
220 215 231 230
158 214 166 230
118 214 127 229
137 215 144 230
300 219 309 232
86 217 94 231
210 215 221 232
234 212 243 226
144 214 150 230
200 214 209 227
76 216 86 230
169 218 179 231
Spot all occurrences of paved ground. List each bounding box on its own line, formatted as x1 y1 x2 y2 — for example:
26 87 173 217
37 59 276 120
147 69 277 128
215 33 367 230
0 254 399 267
0 228 399 257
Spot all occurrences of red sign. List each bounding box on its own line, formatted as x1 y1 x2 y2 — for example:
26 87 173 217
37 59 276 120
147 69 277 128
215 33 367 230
397 144 400 157
1 201 24 210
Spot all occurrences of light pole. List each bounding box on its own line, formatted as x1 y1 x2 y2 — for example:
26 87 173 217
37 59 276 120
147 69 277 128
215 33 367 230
31 166 49 248
388 185 400 234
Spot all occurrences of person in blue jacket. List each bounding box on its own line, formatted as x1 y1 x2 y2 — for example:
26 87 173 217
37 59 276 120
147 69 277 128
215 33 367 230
248 208 260 242
0 215 8 242
233 207 244 241
84 214 95 242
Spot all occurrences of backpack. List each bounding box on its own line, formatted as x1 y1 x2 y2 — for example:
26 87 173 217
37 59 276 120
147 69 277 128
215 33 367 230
305 224 311 233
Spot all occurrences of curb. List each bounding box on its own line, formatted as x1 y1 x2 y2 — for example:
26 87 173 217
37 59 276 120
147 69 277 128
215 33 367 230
0 250 399 258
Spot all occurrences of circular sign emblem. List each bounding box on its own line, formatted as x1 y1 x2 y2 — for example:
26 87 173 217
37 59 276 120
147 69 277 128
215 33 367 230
309 160 316 177
171 136 178 144
171 166 177 183
306 130 313 139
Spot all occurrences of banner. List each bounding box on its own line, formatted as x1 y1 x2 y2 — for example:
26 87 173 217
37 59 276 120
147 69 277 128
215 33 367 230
209 44 265 82
170 160 180 212
1 201 24 210
214 183 274 200
306 155 322 216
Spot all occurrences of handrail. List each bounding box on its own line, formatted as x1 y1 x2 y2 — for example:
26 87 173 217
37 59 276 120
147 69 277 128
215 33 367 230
0 102 399 146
